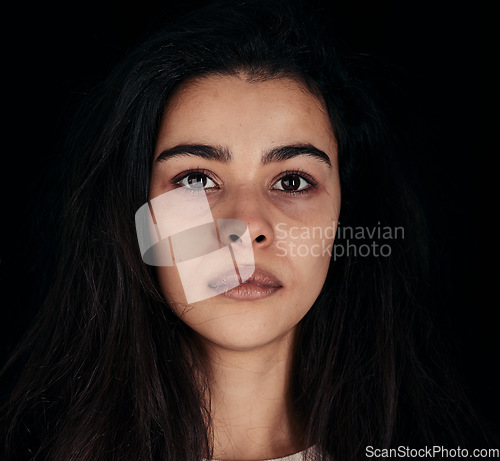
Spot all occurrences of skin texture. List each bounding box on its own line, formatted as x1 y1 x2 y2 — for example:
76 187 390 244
150 74 340 459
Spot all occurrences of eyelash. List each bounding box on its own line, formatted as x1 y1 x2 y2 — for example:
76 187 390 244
272 169 317 195
171 168 220 192
171 168 317 195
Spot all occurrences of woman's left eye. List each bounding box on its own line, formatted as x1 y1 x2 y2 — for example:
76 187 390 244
272 174 312 192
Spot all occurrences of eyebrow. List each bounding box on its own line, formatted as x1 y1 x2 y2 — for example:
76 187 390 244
156 143 332 167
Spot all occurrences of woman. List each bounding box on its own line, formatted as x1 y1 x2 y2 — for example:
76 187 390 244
1 0 495 460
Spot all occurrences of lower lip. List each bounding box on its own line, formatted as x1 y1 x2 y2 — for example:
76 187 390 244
218 282 281 300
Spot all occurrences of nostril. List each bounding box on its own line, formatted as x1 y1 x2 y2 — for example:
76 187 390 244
255 235 266 243
229 234 240 242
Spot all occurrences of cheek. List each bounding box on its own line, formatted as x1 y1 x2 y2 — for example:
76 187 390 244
274 221 336 293
156 266 189 310
274 220 337 262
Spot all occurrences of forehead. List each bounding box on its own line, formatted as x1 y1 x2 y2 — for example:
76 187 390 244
165 73 326 113
156 74 336 156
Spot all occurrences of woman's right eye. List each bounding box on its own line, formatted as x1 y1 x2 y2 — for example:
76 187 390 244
175 171 218 190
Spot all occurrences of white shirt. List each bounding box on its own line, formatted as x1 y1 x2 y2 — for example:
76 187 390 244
205 444 322 461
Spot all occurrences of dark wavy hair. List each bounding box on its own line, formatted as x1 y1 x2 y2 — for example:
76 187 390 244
1 1 494 460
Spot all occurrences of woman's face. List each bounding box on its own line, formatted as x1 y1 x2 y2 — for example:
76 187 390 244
150 74 340 351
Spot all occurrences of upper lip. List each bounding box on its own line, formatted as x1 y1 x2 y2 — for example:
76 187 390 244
245 268 283 287
208 266 283 289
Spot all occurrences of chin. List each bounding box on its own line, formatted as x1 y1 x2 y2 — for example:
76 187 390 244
190 315 298 352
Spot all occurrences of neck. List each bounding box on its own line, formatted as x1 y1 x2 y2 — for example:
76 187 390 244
203 330 304 461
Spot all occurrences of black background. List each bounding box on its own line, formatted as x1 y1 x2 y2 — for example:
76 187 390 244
1 0 495 430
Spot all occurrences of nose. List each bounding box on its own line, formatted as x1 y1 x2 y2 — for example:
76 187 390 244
216 190 274 249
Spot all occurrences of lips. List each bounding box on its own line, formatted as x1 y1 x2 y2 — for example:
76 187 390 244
208 267 283 300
